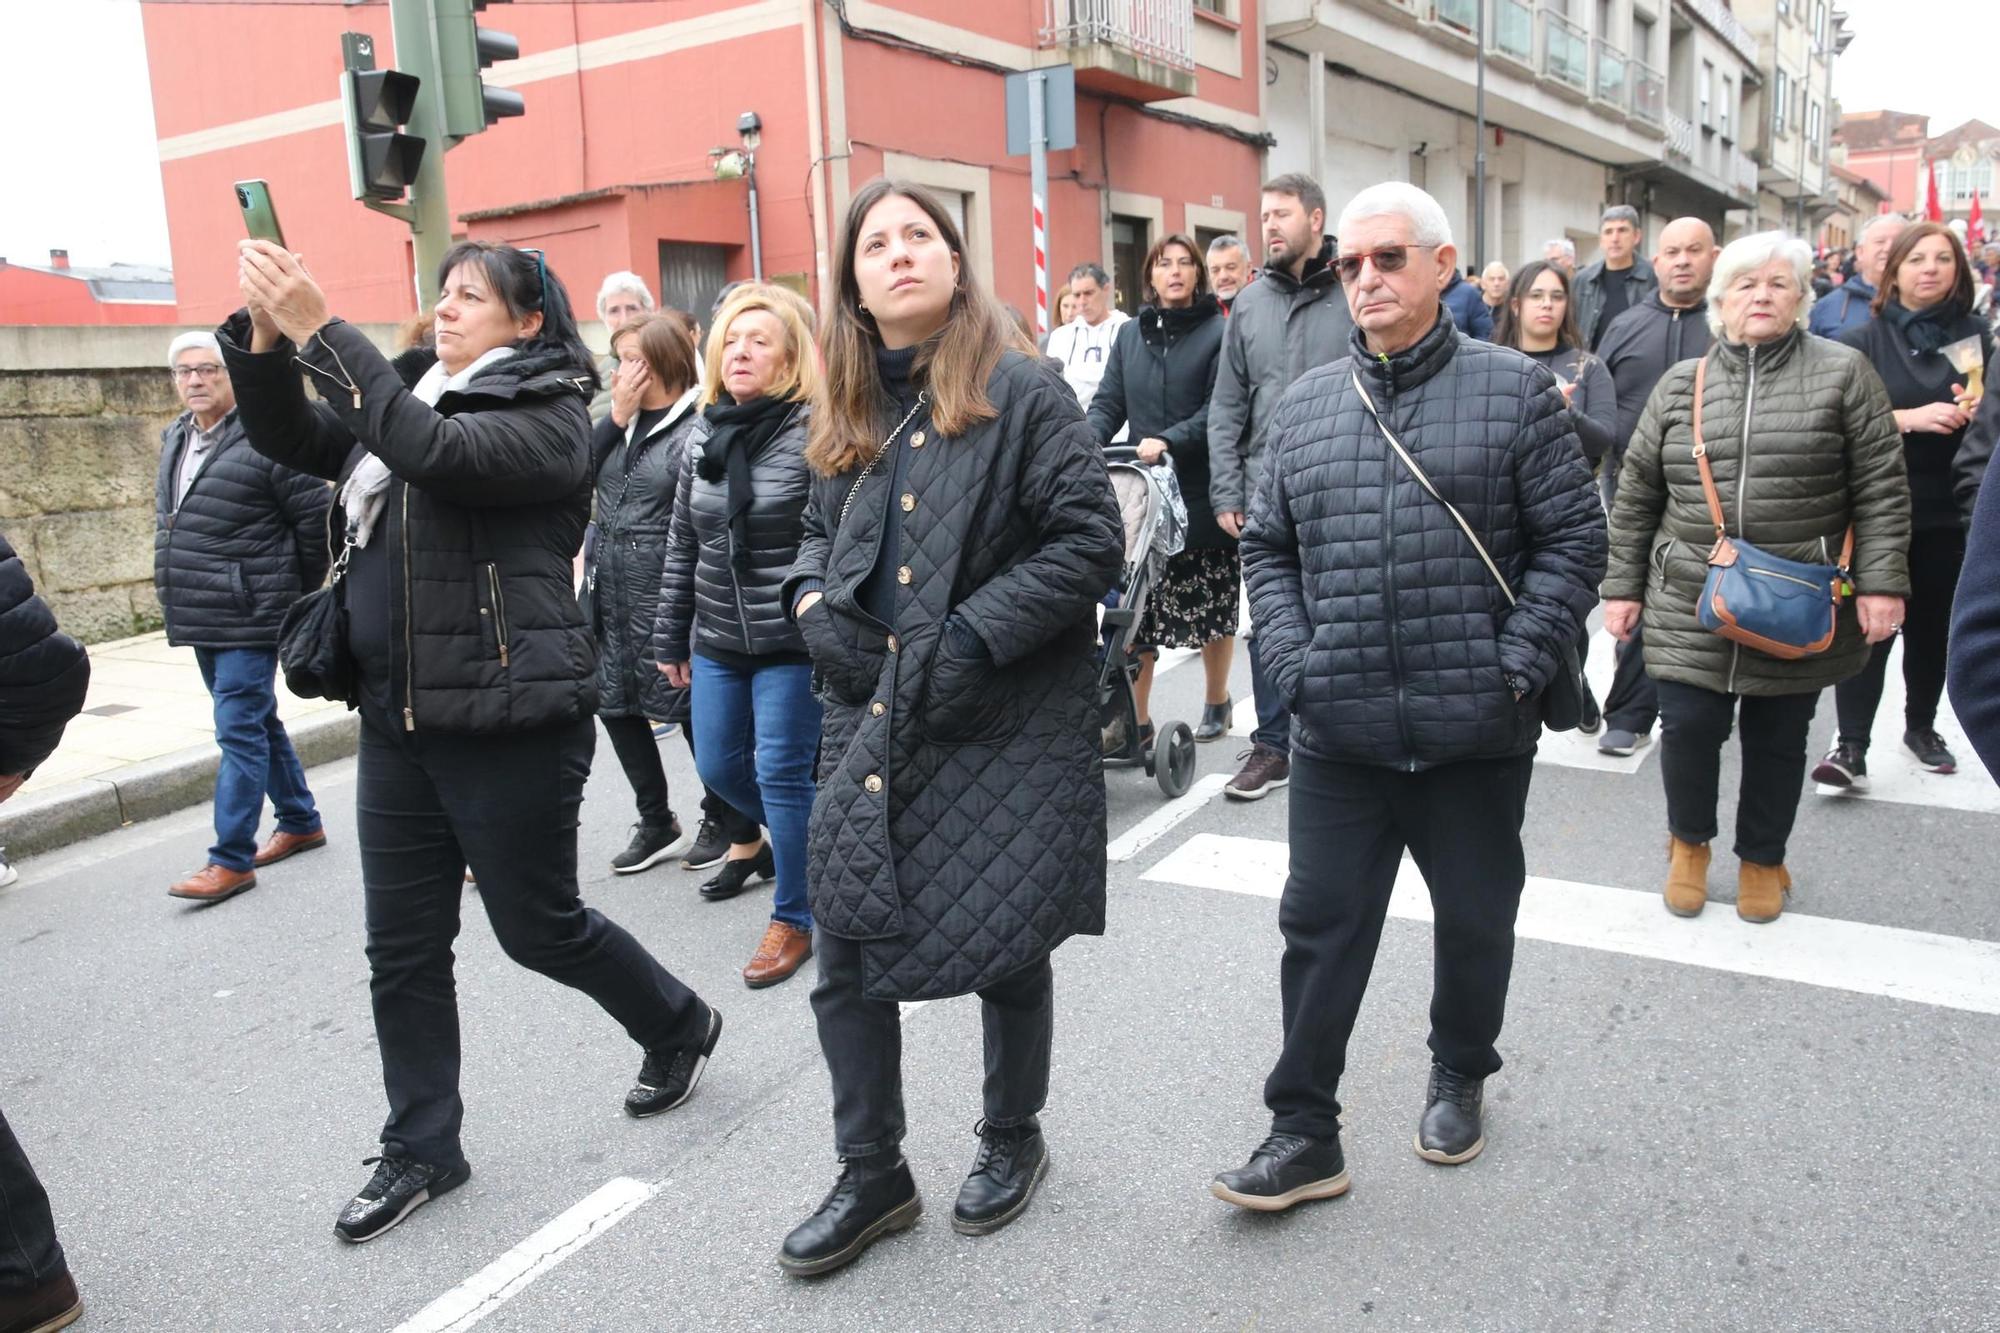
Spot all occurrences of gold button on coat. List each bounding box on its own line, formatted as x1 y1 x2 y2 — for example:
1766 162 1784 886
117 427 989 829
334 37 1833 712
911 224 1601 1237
900 493 916 512
865 774 884 794
896 566 913 585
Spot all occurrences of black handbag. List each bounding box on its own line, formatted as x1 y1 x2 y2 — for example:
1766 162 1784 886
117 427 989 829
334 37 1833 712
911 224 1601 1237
277 538 355 702
1350 370 1589 732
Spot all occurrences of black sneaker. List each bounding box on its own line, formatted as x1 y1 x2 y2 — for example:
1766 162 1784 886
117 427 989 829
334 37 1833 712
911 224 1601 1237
334 1154 471 1243
611 818 691 875
700 843 775 901
1414 1063 1486 1165
951 1118 1050 1236
1812 740 1870 789
682 818 730 871
778 1155 922 1277
1210 1132 1349 1211
1195 696 1233 743
1904 728 1958 775
625 1004 723 1118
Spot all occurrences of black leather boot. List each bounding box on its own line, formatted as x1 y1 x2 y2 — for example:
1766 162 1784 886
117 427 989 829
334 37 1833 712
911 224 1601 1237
777 1155 921 1277
1414 1063 1486 1164
951 1118 1049 1236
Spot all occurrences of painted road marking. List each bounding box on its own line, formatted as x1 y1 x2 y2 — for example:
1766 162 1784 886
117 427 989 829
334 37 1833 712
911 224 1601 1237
1143 833 2000 1016
1106 772 1231 862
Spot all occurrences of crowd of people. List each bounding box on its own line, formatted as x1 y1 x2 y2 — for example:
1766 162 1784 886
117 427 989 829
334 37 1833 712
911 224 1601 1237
3 167 1999 1323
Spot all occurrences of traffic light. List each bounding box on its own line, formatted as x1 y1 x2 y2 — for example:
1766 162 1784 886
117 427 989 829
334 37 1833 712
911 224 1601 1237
436 0 526 140
339 33 424 201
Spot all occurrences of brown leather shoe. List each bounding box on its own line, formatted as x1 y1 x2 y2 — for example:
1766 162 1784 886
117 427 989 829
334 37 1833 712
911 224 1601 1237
1664 835 1710 917
167 863 257 904
743 920 813 989
253 828 327 867
0 1268 81 1333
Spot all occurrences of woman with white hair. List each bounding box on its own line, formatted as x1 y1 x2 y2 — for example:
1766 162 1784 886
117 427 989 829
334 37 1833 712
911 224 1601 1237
1601 231 1912 924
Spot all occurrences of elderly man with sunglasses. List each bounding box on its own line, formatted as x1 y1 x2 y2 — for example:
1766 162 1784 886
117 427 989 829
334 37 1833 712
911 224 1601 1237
1210 183 1606 1212
154 331 332 904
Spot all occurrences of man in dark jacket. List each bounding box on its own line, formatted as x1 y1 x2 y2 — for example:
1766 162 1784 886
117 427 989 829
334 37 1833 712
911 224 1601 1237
1210 183 1605 1213
1206 172 1355 799
155 331 332 904
1574 205 1659 351
1949 437 2000 779
1809 215 1905 338
1593 217 1717 757
0 531 89 1333
1441 267 1495 340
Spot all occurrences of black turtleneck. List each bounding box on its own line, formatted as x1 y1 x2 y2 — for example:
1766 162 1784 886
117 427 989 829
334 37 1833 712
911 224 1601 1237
856 343 930 626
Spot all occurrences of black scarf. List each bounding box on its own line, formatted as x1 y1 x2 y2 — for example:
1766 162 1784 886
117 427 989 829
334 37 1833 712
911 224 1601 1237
700 394 794 572
1884 298 1965 356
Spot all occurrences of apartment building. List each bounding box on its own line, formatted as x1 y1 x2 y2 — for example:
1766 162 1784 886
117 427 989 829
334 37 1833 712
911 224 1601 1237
1733 0 1845 233
1619 0 1762 235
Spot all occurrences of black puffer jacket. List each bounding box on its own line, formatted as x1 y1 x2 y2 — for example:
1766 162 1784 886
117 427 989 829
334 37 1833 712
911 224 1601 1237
1244 311 1607 770
586 390 700 720
652 401 812 664
1839 311 1992 532
1085 296 1228 547
782 351 1123 1001
153 410 331 650
218 314 599 734
0 531 90 779
1598 294 1713 450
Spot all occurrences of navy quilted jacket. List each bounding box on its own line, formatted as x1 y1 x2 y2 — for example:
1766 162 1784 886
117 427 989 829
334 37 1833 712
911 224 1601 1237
782 351 1123 1001
1243 309 1607 770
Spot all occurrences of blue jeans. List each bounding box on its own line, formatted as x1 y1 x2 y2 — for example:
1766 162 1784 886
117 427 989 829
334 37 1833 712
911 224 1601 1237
1247 632 1291 753
689 656 820 929
195 647 320 872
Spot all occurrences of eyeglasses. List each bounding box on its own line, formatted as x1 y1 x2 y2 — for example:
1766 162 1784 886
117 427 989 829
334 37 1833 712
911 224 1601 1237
171 364 225 382
1333 246 1432 284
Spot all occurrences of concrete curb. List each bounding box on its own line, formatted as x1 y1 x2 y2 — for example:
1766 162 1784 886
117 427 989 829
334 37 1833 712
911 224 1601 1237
0 710 360 859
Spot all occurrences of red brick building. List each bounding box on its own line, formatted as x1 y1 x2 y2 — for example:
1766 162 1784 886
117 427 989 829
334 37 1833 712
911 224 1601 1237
0 251 177 326
140 1 1268 328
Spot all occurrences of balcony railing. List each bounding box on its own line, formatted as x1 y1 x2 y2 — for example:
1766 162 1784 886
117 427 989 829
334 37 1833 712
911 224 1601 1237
1732 150 1760 195
1592 38 1627 106
1492 0 1535 60
1629 58 1664 126
1540 9 1589 91
1673 0 1760 66
1041 0 1196 72
1433 0 1477 34
1666 111 1695 160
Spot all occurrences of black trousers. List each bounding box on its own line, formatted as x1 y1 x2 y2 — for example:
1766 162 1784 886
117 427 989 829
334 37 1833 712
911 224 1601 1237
0 1106 64 1293
1655 679 1819 866
358 716 706 1167
810 930 1052 1158
599 714 759 840
1835 527 1966 745
1263 749 1534 1141
1603 622 1659 733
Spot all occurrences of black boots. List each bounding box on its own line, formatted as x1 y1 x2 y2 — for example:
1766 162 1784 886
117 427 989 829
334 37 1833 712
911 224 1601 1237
1210 1132 1349 1212
1195 696 1233 742
1414 1063 1486 1164
951 1118 1049 1235
778 1154 922 1277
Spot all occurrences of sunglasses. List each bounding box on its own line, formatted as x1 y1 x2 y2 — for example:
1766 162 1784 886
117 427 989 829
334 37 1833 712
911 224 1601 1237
1333 245 1432 284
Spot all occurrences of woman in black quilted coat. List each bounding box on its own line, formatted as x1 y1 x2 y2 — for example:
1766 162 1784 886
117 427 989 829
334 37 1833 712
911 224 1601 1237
225 240 719 1245
774 179 1123 1277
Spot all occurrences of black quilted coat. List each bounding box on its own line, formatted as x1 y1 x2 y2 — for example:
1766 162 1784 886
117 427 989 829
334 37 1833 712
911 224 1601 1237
0 530 90 779
782 351 1124 1001
218 314 600 734
153 410 332 650
651 402 812 664
1244 311 1607 770
586 391 700 720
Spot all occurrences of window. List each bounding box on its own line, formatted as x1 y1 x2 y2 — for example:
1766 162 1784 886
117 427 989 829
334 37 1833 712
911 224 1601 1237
1720 76 1733 138
1772 68 1789 135
656 242 729 322
1110 214 1152 315
1813 0 1827 47
1193 0 1230 13
1807 101 1822 158
1699 61 1712 126
1596 0 1614 42
1632 15 1653 63
1945 160 1992 202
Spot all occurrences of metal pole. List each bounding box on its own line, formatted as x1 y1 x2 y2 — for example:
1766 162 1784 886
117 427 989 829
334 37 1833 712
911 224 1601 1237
747 153 765 281
1029 69 1050 336
391 0 455 313
1474 0 1488 270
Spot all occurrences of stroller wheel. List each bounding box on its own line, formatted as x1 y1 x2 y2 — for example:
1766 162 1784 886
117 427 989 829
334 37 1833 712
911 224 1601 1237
1156 722 1198 798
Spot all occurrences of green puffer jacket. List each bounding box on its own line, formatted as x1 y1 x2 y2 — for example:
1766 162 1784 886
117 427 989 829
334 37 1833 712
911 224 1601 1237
1603 328 1911 696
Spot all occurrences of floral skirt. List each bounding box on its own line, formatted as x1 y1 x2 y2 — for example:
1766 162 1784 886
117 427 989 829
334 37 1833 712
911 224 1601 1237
1138 546 1242 649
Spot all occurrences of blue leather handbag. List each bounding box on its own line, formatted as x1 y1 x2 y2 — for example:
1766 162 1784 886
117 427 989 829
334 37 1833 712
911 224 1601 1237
1688 355 1852 661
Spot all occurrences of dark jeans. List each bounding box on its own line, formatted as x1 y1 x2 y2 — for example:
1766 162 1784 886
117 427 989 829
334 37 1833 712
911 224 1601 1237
0 1106 64 1293
194 647 320 872
1655 680 1819 866
810 930 1053 1158
599 714 758 840
357 716 706 1167
1246 632 1291 753
1835 527 1965 745
1264 749 1534 1140
688 656 819 928
1603 623 1659 734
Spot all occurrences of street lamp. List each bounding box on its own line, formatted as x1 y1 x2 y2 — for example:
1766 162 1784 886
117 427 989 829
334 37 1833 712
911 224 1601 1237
709 111 765 281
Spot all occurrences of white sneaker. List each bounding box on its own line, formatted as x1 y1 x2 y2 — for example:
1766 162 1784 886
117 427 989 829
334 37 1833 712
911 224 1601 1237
0 848 17 890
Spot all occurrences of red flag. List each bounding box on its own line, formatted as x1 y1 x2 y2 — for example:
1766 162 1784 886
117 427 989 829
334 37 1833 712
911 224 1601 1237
1925 160 1943 222
1971 192 1988 246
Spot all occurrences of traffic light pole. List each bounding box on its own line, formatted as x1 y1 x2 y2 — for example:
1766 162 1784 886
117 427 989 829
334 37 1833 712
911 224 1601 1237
389 0 457 313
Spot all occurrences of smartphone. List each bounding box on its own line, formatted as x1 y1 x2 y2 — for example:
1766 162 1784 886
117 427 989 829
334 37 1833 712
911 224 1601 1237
234 180 285 248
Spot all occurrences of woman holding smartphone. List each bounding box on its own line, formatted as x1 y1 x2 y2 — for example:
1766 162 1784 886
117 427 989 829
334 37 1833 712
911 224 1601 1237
777 178 1122 1276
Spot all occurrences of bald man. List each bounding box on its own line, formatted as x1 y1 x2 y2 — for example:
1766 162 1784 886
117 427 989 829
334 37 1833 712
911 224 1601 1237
1811 214 1907 338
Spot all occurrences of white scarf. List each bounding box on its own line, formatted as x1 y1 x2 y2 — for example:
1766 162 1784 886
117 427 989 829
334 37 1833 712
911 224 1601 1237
340 346 517 547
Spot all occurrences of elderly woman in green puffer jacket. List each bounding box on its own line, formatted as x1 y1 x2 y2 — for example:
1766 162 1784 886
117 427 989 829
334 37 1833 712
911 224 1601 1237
1602 230 1911 925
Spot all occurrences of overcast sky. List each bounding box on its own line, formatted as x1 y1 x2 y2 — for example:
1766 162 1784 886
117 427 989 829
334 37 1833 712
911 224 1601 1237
0 0 1989 271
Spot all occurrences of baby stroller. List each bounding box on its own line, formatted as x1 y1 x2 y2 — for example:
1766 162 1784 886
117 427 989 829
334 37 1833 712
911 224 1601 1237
1097 446 1199 798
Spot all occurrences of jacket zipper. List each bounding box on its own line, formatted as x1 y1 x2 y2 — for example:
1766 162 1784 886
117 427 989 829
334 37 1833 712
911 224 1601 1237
486 563 511 666
1376 362 1420 770
401 482 416 731
1726 345 1758 693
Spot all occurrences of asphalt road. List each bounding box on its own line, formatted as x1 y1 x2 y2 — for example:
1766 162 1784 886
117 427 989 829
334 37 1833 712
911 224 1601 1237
4 643 1997 1332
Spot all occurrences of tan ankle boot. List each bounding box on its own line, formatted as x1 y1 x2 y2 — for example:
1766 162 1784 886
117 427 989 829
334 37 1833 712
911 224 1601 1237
1736 861 1792 923
1664 836 1710 917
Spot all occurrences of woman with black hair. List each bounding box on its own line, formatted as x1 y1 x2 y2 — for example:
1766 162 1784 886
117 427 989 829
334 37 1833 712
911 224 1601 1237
223 239 720 1242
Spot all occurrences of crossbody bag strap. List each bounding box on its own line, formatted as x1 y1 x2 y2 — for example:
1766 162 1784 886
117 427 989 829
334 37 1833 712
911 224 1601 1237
1349 368 1516 608
1689 354 1730 543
